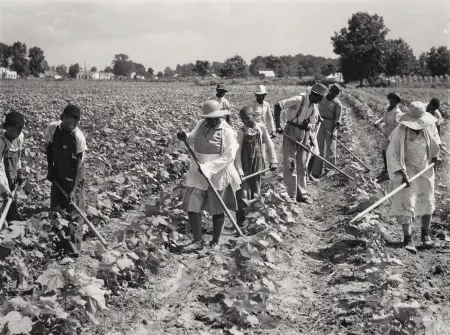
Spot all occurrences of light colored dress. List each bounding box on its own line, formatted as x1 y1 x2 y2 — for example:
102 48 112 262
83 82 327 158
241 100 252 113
387 124 441 218
381 106 403 150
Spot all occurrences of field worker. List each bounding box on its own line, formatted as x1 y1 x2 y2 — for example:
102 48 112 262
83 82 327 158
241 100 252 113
45 104 88 257
207 83 232 125
0 111 26 222
177 100 240 251
387 101 441 253
253 85 276 138
311 84 343 178
274 83 328 204
374 92 403 182
426 98 443 136
235 106 278 224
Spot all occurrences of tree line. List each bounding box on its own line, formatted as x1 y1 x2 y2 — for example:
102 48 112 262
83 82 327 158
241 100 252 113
1 11 449 82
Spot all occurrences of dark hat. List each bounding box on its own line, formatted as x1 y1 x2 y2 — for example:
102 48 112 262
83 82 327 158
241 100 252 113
311 83 328 96
4 111 25 129
216 83 228 92
62 104 81 120
387 92 401 102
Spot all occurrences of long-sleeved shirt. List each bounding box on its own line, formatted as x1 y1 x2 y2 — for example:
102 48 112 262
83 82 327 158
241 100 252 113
0 132 24 194
318 96 342 123
206 95 231 111
185 119 240 191
252 100 275 132
235 122 278 176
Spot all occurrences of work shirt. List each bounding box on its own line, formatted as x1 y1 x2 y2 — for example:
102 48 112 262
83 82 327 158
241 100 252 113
44 121 87 157
185 119 240 192
206 95 231 111
318 96 342 123
429 110 444 126
0 132 24 194
252 100 275 132
235 122 278 176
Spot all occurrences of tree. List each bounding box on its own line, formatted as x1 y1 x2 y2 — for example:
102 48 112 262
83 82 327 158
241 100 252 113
0 43 11 68
331 12 389 85
157 71 163 78
147 67 154 76
90 66 97 72
426 46 450 77
69 63 80 78
10 41 28 76
55 64 67 76
28 46 46 77
163 66 173 77
104 66 113 73
42 60 50 72
417 53 429 76
133 62 146 76
211 62 224 77
193 60 210 78
384 38 416 77
111 54 133 76
221 55 248 78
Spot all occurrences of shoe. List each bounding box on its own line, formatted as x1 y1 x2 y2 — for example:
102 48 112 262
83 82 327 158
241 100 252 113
183 241 204 252
296 194 312 205
376 172 390 183
209 240 220 251
421 229 433 247
308 175 320 183
403 235 417 254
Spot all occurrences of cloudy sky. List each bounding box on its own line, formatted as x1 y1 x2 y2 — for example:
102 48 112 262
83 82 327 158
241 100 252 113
0 0 449 72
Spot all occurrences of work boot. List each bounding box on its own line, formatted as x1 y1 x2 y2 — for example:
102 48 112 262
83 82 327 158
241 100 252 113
403 235 417 254
296 193 313 205
308 174 319 183
209 239 220 251
421 229 433 247
183 241 204 252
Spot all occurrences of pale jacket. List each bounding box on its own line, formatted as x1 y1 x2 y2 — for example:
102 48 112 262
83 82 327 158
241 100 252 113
235 122 278 176
387 123 441 180
185 119 241 191
252 100 275 132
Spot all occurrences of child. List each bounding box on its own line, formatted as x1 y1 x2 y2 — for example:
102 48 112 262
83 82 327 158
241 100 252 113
0 111 26 222
235 106 277 224
44 104 87 256
426 98 443 136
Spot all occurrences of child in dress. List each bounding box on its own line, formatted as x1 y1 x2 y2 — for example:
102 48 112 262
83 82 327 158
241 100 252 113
235 106 278 224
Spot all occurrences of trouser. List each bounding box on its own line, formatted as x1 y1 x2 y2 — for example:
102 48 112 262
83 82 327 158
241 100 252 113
283 135 309 198
311 120 336 176
188 212 225 242
382 150 387 171
398 215 432 232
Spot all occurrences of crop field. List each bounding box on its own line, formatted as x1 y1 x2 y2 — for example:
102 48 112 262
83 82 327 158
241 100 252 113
0 80 449 335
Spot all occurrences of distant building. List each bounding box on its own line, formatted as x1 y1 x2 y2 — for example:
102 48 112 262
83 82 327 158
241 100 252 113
129 72 136 79
258 70 276 79
325 72 343 83
99 72 115 80
0 67 18 79
54 75 62 80
86 71 100 79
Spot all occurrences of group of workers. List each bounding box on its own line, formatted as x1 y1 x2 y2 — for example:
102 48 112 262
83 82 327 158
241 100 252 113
0 84 444 255
177 83 445 253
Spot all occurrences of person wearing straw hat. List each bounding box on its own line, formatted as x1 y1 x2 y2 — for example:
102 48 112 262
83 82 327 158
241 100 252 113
0 111 26 222
253 85 276 138
177 100 240 251
374 92 403 182
207 83 232 125
387 101 441 253
311 83 343 178
426 98 444 136
273 83 328 204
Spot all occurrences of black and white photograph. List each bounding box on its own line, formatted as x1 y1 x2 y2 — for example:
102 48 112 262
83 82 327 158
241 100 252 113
0 0 449 334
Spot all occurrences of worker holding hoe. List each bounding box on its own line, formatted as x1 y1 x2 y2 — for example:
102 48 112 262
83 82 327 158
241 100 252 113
387 101 441 253
426 98 444 136
177 100 241 251
0 111 26 222
207 83 232 125
45 104 88 257
274 83 328 204
252 85 276 138
235 106 278 225
374 92 403 182
311 83 343 179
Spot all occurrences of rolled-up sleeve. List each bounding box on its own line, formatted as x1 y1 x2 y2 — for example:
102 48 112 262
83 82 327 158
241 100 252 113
261 125 277 164
264 103 275 132
201 127 238 178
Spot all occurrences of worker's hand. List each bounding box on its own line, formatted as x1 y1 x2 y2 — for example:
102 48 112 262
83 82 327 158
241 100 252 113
302 120 311 131
2 191 13 200
431 157 441 167
68 190 76 203
309 137 315 148
334 121 341 130
270 131 276 138
17 174 25 187
400 170 411 188
373 123 379 128
276 127 283 134
177 131 187 141
269 163 278 171
239 174 244 183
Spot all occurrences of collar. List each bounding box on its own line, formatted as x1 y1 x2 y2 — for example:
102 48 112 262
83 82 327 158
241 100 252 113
58 121 77 133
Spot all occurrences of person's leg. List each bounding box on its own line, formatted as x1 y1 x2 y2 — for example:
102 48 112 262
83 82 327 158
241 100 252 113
283 136 297 199
382 150 387 172
326 124 337 168
188 212 203 242
421 214 433 246
211 213 225 245
399 216 416 253
235 189 246 225
311 124 325 177
297 148 311 203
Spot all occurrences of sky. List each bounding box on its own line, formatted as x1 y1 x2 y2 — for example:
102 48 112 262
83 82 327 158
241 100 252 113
0 0 449 72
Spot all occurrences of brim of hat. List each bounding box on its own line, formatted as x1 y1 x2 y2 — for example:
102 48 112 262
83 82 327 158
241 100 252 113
216 88 228 92
254 91 266 95
398 112 437 130
200 110 230 118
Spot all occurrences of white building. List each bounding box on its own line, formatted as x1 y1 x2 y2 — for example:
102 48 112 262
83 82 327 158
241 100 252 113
258 70 276 79
325 72 344 83
86 71 100 79
99 72 114 80
0 67 18 79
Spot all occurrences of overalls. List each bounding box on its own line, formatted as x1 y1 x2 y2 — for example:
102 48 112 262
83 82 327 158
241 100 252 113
51 126 85 255
241 127 264 197
2 137 21 220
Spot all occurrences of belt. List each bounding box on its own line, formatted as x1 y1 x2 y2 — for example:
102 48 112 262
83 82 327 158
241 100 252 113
287 121 309 130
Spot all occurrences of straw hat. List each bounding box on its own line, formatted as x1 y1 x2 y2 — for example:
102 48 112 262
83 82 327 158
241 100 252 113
200 100 230 118
254 85 267 95
398 101 437 130
216 83 228 92
311 83 328 96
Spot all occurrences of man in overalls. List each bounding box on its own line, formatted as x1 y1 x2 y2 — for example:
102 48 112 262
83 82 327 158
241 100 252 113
0 111 26 222
44 104 87 256
274 83 328 204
